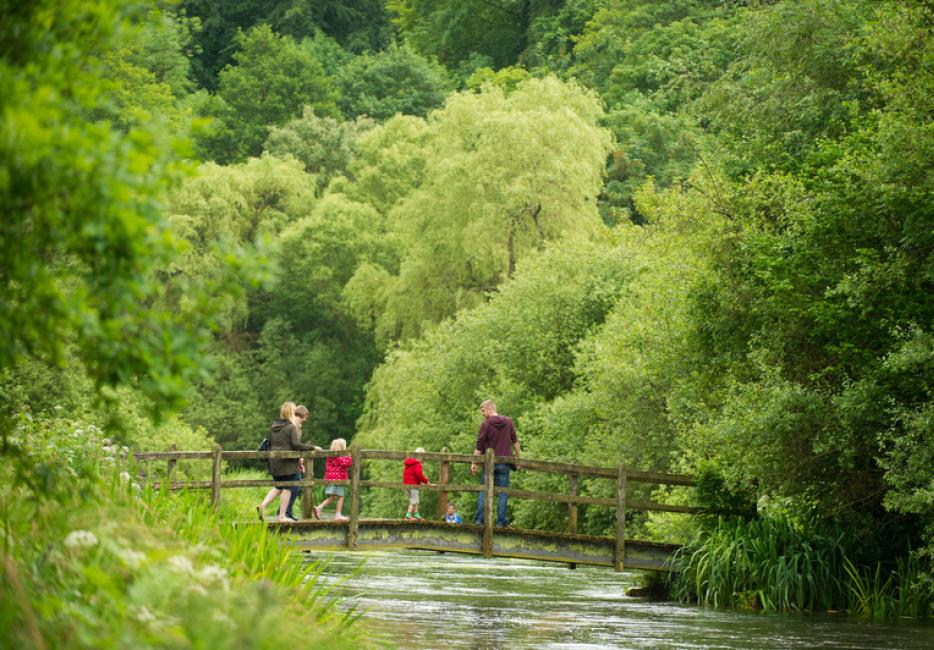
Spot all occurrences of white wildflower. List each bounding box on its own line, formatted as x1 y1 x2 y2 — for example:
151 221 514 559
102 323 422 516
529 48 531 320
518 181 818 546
211 611 234 625
188 583 208 597
64 530 98 549
119 471 131 484
198 564 228 582
167 555 194 574
136 606 156 624
118 549 147 569
198 564 230 591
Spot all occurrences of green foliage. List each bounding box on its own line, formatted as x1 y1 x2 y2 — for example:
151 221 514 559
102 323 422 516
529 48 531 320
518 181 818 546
675 0 934 552
699 0 873 174
265 108 375 188
389 0 531 69
570 0 737 109
0 0 213 432
520 0 602 71
346 76 613 343
566 0 737 221
180 0 391 89
355 238 634 520
194 25 339 163
672 515 850 612
0 417 363 647
465 66 531 93
166 154 362 451
340 114 431 215
166 154 313 330
672 515 932 617
336 44 452 120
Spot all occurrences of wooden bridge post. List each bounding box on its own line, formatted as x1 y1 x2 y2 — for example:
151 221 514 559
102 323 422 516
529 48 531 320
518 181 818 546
211 444 222 512
438 447 449 519
347 445 361 550
568 473 578 570
301 452 313 520
614 463 627 572
482 447 494 557
166 442 177 487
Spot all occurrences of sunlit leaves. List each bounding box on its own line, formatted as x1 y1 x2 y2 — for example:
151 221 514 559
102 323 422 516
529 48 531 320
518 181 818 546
346 76 613 343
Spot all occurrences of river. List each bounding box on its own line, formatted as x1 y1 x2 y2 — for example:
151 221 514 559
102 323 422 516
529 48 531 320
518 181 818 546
309 550 933 649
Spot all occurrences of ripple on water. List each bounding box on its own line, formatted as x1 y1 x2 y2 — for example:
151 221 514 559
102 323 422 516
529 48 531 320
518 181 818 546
306 550 934 650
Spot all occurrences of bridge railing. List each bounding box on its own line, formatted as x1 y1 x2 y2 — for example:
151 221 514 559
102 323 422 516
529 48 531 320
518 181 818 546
134 445 697 571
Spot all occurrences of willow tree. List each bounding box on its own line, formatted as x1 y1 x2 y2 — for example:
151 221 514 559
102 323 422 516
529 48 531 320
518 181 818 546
347 76 613 343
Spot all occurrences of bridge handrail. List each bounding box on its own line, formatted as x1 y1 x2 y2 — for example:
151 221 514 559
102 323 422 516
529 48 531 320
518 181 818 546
134 444 698 570
134 448 694 485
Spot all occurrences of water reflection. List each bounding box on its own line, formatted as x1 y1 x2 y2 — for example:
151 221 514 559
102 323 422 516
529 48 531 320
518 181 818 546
309 550 934 649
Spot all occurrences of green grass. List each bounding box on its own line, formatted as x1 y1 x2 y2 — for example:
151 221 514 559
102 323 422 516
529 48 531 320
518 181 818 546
0 416 377 649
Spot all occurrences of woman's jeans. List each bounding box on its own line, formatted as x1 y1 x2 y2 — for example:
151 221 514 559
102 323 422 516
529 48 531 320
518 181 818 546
274 472 302 518
474 463 511 527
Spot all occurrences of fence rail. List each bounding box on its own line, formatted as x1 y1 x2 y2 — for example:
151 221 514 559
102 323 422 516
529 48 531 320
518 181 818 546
135 446 697 571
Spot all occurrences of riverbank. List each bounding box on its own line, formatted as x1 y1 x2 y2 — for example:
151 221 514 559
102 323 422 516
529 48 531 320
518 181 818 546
0 417 364 649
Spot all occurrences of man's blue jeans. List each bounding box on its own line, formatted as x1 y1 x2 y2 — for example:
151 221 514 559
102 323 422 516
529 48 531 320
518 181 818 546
474 463 511 527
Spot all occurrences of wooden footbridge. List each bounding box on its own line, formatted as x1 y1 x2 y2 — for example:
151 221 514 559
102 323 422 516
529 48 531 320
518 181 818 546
135 446 699 572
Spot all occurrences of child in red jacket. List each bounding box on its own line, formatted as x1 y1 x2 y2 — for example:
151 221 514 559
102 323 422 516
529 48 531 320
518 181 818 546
314 438 352 521
403 447 432 520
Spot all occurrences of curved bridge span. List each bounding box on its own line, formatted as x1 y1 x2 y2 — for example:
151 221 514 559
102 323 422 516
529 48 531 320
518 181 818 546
136 446 698 572
273 518 681 571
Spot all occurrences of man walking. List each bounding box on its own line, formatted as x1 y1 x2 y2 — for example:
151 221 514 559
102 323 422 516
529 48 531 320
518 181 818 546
471 400 521 527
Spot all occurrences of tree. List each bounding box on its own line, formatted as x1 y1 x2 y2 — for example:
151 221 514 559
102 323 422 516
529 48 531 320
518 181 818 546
354 238 633 520
670 1 934 574
180 0 391 89
336 45 452 120
570 0 738 110
0 0 211 437
264 108 374 189
194 25 339 163
346 76 613 343
698 0 874 174
389 0 533 69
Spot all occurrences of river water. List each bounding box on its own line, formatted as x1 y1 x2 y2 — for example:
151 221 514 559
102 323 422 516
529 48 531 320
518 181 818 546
309 550 933 649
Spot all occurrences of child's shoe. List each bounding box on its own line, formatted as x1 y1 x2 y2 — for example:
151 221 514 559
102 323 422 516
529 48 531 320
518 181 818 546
404 512 413 520
413 513 424 520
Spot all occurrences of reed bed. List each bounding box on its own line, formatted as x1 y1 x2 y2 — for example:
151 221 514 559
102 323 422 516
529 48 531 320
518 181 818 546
670 515 932 618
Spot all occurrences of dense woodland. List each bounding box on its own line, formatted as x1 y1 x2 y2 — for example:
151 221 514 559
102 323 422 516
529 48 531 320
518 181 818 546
2 0 932 628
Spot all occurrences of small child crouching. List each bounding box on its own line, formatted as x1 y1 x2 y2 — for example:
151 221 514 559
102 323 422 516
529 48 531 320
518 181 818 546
444 503 461 524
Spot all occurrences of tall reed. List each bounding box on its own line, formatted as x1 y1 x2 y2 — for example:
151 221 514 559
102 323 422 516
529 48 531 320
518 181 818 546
670 515 932 618
671 516 848 612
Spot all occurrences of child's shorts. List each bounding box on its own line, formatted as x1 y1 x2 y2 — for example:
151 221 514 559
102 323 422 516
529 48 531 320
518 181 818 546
325 484 345 497
408 489 420 505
